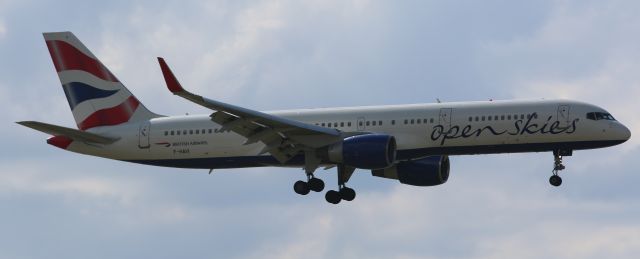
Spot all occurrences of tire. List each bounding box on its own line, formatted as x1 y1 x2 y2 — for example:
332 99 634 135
294 180 310 195
308 178 325 192
325 190 341 204
340 187 356 201
549 175 562 187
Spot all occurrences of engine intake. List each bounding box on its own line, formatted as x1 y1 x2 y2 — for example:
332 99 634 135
327 134 396 169
372 156 450 186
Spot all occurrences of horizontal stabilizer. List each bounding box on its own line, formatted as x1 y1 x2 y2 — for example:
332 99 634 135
17 121 119 144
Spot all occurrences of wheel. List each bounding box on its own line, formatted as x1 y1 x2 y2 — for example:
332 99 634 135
308 178 325 192
549 175 562 187
325 190 341 204
339 187 356 201
294 180 310 195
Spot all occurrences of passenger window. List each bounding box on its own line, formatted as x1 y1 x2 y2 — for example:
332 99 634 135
358 121 363 126
520 115 525 120
430 118 434 123
404 119 408 125
475 116 479 122
164 131 168 136
416 119 421 124
379 120 382 125
488 116 492 121
366 121 370 126
501 115 505 120
469 117 472 122
348 122 352 127
410 119 415 124
170 131 175 136
177 131 181 135
209 129 212 134
334 122 338 127
340 122 344 127
482 116 485 121
391 120 395 125
195 130 200 134
507 115 511 120
372 121 377 126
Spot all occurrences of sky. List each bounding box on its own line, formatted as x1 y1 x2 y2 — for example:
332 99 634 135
1 0 640 258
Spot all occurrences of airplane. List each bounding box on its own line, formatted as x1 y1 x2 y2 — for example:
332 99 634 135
18 31 631 204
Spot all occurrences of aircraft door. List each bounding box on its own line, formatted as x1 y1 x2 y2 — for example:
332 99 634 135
557 105 571 128
138 121 151 149
439 108 453 132
357 117 366 131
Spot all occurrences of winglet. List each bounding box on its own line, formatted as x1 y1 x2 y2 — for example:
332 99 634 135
158 57 185 93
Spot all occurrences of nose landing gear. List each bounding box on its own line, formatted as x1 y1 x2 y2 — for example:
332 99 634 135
549 150 571 187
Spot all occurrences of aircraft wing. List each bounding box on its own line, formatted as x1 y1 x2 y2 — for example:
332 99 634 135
157 57 342 164
17 121 119 144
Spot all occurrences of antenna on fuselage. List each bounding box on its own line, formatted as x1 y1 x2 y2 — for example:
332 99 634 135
436 98 442 103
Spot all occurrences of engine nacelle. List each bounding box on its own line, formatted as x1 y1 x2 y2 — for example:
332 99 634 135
372 156 450 186
327 134 396 169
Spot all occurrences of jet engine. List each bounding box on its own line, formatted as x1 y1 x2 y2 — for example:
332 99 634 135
326 134 396 169
372 156 450 186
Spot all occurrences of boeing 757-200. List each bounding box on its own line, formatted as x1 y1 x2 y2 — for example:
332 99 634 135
19 32 631 204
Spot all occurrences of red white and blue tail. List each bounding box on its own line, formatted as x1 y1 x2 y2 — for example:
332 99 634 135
43 31 160 131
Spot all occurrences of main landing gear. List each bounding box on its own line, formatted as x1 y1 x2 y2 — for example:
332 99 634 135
549 150 571 187
324 165 356 204
293 175 325 195
293 164 357 204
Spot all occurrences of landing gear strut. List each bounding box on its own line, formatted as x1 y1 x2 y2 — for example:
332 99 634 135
549 150 570 187
325 164 356 204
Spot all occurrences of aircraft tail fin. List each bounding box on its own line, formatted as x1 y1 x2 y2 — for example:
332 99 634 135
43 31 160 131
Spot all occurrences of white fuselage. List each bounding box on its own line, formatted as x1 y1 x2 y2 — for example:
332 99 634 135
64 99 630 169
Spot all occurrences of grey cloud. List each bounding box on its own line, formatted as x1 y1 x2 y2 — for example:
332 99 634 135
1 0 639 258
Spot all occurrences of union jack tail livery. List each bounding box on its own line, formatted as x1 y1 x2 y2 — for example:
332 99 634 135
43 32 159 131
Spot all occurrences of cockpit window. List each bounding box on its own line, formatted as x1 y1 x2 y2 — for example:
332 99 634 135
586 112 616 121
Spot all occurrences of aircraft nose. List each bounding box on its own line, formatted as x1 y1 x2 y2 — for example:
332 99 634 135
618 123 631 142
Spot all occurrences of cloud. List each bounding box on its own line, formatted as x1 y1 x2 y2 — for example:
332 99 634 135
0 162 141 203
0 20 6 39
232 162 640 258
2 1 640 259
